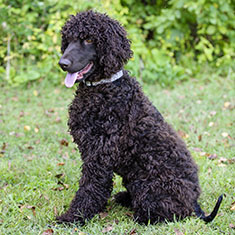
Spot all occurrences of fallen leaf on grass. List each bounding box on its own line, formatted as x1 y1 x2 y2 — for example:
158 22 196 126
177 130 189 139
26 155 35 161
199 152 218 160
207 168 212 174
57 162 65 166
19 205 24 212
224 102 231 109
26 205 36 216
19 111 24 117
12 96 18 101
229 224 235 229
230 202 235 211
99 212 108 219
198 135 202 141
42 229 54 235
102 224 113 233
44 108 55 118
200 152 206 156
179 109 184 114
228 158 235 164
218 163 226 167
54 206 58 216
52 186 65 191
208 122 214 127
48 108 55 113
221 132 229 138
45 110 52 117
218 157 228 163
1 142 7 151
58 181 69 189
129 228 137 234
33 90 38 97
208 154 218 160
55 173 65 178
24 125 31 131
210 111 216 116
63 184 69 189
60 139 69 147
203 131 210 136
55 116 61 123
192 147 202 152
174 228 184 235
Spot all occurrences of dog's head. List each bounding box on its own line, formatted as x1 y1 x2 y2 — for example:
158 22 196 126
59 10 133 87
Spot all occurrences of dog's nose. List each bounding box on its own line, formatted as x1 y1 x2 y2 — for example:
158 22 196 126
59 58 72 70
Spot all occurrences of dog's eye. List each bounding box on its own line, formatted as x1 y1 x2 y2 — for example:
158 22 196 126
84 39 93 45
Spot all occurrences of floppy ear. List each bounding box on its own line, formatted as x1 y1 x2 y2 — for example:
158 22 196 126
97 21 133 78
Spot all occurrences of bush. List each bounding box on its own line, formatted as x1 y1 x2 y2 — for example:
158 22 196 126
123 0 234 85
0 0 234 86
0 0 100 85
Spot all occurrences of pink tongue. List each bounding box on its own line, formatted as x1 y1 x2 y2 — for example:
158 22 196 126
64 72 78 88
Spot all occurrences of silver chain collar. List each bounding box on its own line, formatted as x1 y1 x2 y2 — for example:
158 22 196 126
84 70 123 86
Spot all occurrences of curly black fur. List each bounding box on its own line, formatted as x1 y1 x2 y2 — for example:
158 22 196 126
56 10 222 225
60 11 132 82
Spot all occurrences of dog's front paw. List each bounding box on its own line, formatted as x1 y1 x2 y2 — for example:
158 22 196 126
56 212 85 226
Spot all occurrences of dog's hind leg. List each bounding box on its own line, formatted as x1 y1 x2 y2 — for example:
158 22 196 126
130 179 194 224
132 195 185 225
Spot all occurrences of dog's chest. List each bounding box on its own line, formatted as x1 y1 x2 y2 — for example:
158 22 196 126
68 89 128 150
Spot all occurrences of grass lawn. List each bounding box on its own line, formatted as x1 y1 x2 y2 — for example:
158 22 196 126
0 70 234 234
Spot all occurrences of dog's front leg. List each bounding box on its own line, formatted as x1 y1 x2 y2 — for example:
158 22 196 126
56 161 113 225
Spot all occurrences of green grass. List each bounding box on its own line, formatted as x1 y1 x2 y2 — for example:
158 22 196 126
0 71 234 235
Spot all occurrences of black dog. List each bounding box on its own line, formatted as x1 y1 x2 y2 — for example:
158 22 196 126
57 10 222 225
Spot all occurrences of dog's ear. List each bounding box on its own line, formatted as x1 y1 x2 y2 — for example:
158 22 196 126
96 20 133 78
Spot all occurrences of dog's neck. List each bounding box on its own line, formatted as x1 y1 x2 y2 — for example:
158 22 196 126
84 70 123 86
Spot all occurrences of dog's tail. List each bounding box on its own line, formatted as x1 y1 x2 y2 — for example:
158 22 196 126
194 194 223 223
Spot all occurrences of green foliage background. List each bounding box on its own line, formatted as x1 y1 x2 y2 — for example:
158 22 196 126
0 0 234 86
